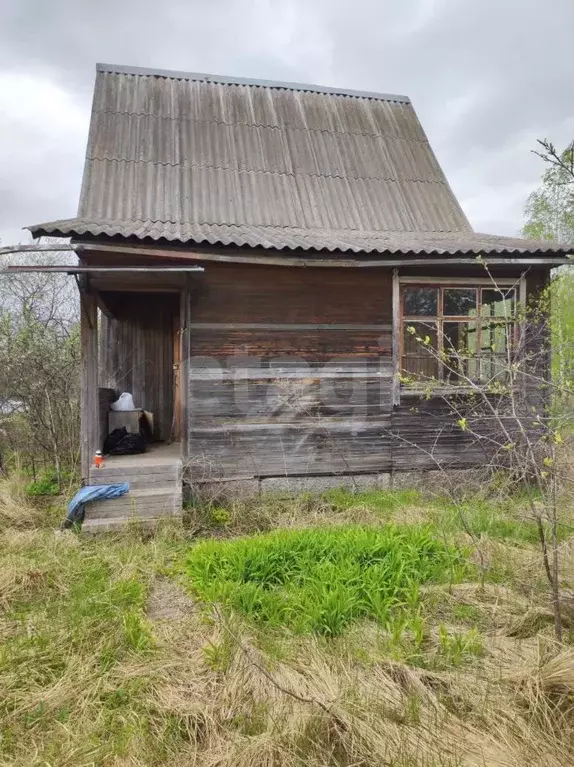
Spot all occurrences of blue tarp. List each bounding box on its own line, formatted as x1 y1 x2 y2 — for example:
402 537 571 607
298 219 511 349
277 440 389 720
64 483 130 527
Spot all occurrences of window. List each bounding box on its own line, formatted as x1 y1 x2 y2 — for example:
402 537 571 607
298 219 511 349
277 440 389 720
400 284 517 385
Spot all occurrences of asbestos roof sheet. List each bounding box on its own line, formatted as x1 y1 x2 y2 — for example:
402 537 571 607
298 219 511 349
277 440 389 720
29 218 571 256
27 64 570 257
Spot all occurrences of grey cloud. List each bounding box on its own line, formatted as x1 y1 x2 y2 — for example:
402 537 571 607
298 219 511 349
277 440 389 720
1 0 573 243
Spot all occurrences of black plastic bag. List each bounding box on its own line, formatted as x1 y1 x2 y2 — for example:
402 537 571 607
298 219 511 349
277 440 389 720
108 432 147 456
103 427 128 455
103 427 147 456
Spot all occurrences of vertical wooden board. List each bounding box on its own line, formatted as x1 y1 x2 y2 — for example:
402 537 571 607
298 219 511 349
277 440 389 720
524 267 552 410
80 290 98 481
98 292 178 442
172 311 182 441
392 267 400 406
181 280 191 461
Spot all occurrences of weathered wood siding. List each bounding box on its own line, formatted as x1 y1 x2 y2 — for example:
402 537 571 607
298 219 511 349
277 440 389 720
184 263 552 480
391 395 487 471
391 269 550 473
187 265 393 477
100 293 178 442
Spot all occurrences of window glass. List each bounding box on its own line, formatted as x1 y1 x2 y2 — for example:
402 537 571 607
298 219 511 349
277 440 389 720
402 321 438 379
443 322 478 384
480 357 509 383
480 321 512 355
443 321 477 355
481 289 515 318
443 356 480 384
403 287 438 316
443 288 477 317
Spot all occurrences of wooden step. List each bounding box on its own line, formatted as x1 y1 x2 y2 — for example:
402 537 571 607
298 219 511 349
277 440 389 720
89 461 181 478
82 516 179 534
88 470 181 491
84 486 182 521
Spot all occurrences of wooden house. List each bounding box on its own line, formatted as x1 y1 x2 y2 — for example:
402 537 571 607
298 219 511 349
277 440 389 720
28 63 571 529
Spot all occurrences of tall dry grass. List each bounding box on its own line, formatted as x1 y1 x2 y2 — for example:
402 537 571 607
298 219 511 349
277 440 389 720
0 476 573 766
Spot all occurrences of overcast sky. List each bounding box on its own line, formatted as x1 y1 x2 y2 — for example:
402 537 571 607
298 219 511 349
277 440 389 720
1 0 573 246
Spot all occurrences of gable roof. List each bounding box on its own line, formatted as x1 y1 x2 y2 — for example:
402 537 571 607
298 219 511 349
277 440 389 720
29 63 570 258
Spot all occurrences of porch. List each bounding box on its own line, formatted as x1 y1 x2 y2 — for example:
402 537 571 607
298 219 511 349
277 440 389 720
79 262 197 529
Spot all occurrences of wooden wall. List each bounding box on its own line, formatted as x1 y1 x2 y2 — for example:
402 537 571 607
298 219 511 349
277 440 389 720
82 250 551 480
186 265 394 477
99 293 179 442
184 262 552 481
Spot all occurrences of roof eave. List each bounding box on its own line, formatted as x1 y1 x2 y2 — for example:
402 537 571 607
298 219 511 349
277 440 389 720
25 222 573 263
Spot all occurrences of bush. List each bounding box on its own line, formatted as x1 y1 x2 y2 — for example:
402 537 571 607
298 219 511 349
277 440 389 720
185 525 468 635
25 472 61 497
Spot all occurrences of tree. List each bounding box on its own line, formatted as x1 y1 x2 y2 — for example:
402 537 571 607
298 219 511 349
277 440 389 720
522 139 574 242
523 139 574 395
0 253 80 482
399 272 572 641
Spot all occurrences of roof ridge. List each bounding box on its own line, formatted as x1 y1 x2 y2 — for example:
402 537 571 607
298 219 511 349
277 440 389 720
96 62 411 104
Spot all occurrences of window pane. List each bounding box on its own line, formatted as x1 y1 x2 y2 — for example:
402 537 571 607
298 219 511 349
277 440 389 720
403 287 438 316
480 321 513 355
443 288 477 317
402 321 438 379
443 322 478 384
443 321 478 355
443 356 480 384
481 289 515 318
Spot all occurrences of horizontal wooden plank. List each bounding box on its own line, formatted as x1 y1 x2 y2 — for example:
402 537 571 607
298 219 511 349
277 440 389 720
187 419 392 478
188 362 393 380
189 323 393 331
79 245 568 269
190 265 393 324
399 276 519 286
189 375 393 425
390 396 496 470
189 328 392 359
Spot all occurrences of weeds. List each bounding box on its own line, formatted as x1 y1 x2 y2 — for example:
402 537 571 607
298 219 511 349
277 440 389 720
185 525 468 635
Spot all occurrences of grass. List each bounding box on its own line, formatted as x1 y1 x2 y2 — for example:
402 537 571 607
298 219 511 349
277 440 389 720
185 525 468 635
1 477 574 765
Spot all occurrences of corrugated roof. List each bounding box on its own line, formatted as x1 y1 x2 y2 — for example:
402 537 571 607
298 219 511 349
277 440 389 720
28 64 570 257
29 219 570 256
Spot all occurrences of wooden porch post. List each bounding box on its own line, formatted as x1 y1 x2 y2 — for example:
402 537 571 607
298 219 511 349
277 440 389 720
180 277 191 463
80 280 98 482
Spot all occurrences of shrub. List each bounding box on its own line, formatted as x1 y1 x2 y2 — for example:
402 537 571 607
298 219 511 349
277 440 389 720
25 472 60 497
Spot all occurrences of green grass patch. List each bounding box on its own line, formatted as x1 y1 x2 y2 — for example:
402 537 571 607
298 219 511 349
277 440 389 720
185 525 468 636
0 522 203 765
324 487 425 515
433 499 569 545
